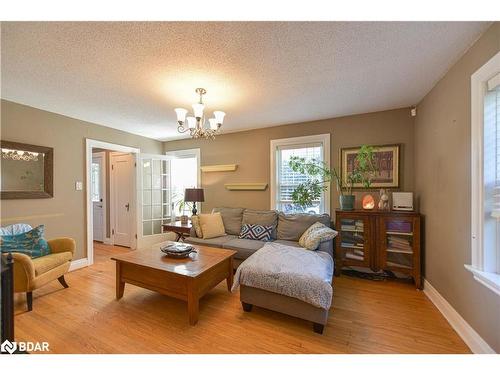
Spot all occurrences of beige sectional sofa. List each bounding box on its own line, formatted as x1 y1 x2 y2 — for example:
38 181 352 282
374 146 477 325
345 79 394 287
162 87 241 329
185 207 335 334
185 207 334 268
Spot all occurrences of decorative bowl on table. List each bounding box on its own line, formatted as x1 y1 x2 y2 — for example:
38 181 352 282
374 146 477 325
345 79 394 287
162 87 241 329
160 243 196 258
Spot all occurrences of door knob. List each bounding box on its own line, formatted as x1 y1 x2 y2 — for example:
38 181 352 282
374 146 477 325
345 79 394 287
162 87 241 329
125 203 130 211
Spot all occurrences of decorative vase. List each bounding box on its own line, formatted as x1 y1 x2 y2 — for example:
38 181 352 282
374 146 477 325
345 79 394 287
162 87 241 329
339 195 355 211
362 194 375 210
180 215 189 224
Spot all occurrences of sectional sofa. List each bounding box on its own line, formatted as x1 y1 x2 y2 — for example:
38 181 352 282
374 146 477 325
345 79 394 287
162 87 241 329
185 207 334 268
185 207 335 333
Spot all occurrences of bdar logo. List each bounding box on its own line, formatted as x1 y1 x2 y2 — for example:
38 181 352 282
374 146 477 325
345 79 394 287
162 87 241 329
1 340 17 354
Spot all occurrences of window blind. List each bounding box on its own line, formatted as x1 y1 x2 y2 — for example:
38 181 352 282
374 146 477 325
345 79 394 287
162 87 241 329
486 73 500 218
276 143 323 213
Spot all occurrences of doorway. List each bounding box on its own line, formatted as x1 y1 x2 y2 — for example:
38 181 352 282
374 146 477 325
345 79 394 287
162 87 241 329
86 139 177 267
91 151 105 242
86 140 140 266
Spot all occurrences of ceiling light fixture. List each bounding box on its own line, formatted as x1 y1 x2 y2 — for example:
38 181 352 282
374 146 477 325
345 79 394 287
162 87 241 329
174 88 225 140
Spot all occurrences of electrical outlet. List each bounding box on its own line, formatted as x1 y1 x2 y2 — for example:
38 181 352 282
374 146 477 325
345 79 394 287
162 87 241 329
75 181 83 191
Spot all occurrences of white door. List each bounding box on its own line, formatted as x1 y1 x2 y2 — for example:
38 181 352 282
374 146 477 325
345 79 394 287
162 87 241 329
111 153 134 247
91 153 105 242
138 154 173 249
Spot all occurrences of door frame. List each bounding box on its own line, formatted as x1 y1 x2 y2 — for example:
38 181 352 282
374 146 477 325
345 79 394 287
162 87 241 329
91 151 106 242
110 151 136 249
85 139 140 266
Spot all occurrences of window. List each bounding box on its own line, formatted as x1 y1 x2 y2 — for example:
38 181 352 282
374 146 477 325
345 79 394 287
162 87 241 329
469 51 500 296
270 134 330 214
91 162 100 202
165 149 201 216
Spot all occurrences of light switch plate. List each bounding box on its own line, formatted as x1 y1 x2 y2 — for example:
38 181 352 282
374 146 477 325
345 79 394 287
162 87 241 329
75 181 83 191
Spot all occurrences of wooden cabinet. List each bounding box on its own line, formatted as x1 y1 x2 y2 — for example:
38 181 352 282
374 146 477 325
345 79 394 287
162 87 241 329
335 209 422 289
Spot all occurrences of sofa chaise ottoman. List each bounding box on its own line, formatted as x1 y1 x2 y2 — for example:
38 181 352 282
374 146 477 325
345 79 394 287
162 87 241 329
184 207 335 333
233 241 334 334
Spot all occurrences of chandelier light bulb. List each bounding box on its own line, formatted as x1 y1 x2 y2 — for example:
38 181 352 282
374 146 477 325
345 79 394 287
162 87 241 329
208 118 218 130
192 103 204 119
174 108 188 123
213 111 226 125
186 116 197 129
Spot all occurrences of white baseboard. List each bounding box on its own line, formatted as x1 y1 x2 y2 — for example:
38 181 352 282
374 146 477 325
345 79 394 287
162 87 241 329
423 279 496 354
69 258 89 272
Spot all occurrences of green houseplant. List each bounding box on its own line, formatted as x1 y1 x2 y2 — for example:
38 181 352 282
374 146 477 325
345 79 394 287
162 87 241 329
289 145 377 211
173 196 193 224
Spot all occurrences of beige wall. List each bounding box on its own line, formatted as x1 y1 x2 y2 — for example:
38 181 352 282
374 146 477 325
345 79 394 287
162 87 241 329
0 100 163 260
415 23 500 352
164 107 415 214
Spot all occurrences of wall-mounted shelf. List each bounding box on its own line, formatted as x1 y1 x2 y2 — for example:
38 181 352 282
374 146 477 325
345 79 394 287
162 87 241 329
224 183 268 191
200 164 238 172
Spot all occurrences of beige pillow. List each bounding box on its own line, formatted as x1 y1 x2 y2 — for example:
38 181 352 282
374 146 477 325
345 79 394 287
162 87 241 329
190 215 203 238
299 222 338 250
199 212 226 239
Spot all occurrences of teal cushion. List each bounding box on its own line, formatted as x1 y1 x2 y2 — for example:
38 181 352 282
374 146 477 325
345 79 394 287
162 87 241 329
0 225 51 258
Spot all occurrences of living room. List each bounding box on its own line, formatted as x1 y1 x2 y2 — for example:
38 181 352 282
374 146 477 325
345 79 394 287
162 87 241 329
0 1 499 373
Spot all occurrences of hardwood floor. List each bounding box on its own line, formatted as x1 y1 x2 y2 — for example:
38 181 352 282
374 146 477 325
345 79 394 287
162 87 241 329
13 242 470 354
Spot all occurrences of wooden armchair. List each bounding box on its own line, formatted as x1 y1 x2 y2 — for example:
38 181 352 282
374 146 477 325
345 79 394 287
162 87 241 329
10 237 75 311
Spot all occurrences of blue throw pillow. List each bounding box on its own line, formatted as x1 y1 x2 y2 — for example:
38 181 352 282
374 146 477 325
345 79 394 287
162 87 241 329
239 224 273 242
0 225 51 258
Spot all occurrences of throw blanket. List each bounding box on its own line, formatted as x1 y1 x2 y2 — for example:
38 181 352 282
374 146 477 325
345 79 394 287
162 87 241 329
232 242 333 310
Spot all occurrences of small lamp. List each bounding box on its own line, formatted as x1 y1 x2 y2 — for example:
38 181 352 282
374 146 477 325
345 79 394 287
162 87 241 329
362 194 375 210
184 188 205 216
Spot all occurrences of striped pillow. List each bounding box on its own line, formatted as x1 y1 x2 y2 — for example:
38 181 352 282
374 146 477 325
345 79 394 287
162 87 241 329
239 224 273 241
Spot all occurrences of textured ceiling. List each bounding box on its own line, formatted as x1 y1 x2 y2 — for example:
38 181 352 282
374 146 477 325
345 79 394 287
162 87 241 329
0 22 491 140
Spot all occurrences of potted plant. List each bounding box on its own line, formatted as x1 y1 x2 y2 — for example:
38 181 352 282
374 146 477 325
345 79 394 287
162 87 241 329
174 197 192 224
288 145 377 211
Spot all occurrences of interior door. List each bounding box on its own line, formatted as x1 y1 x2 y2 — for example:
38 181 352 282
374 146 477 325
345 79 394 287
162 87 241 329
139 154 172 245
112 153 134 247
91 153 105 242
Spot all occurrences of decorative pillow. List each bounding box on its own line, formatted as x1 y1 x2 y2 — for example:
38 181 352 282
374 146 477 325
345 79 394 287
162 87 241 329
242 209 279 239
0 225 51 258
0 223 33 236
239 224 273 242
298 222 338 251
277 213 331 241
211 207 244 235
190 215 203 238
198 212 226 239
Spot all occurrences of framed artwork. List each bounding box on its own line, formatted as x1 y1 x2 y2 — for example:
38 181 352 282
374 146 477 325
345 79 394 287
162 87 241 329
340 144 400 188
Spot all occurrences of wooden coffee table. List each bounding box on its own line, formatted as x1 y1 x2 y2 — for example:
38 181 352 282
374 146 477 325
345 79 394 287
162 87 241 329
111 243 236 325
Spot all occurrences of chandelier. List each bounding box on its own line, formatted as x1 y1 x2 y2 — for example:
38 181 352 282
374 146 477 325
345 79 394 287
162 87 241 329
1 148 40 162
174 88 225 140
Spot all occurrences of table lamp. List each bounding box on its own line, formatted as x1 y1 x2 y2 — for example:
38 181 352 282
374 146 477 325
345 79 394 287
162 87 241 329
184 188 205 216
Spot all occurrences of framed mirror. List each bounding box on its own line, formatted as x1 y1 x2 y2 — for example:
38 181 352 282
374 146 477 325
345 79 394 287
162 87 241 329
1 141 54 199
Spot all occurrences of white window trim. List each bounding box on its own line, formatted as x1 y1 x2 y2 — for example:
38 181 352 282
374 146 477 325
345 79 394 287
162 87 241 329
270 134 330 215
468 50 500 296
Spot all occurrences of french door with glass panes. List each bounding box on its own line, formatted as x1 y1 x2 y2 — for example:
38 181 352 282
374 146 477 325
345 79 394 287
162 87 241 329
139 154 173 241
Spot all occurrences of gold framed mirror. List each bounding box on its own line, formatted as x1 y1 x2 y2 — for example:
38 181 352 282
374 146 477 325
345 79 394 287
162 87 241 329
1 140 54 199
